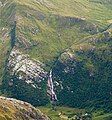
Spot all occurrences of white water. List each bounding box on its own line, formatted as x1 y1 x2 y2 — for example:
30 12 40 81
47 70 57 101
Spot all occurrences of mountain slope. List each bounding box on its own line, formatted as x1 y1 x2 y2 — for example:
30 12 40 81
53 29 112 110
0 0 112 111
1 0 112 66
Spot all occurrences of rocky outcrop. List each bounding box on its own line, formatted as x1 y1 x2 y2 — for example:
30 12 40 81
7 48 47 88
0 96 50 120
2 47 49 106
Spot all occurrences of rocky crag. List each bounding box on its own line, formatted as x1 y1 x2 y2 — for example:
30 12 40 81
0 96 49 120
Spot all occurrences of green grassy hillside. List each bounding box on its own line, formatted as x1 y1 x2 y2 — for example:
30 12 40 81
38 106 112 120
38 106 85 120
0 0 112 113
1 0 111 66
14 0 112 65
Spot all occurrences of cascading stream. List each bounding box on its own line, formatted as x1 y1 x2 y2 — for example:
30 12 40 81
47 70 57 103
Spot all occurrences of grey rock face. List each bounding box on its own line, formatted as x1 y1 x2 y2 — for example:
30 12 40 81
7 48 47 88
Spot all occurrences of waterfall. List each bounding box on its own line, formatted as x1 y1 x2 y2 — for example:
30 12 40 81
47 70 57 102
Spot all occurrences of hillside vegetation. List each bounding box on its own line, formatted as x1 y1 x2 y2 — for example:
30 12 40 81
0 0 112 114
